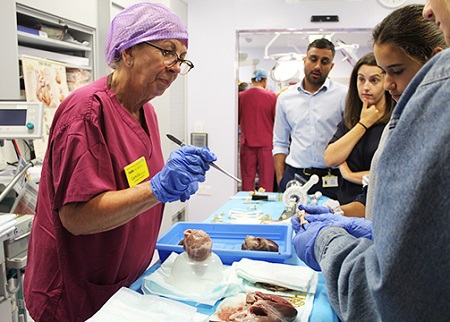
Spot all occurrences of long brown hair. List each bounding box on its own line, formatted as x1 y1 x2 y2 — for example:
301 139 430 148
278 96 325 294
372 4 447 65
344 53 395 129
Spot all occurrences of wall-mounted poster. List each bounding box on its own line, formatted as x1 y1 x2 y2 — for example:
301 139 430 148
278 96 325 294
22 55 70 159
22 55 69 108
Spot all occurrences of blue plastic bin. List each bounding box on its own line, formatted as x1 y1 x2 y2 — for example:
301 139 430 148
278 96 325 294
156 222 293 265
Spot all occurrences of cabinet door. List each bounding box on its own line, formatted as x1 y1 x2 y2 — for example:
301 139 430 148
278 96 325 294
17 4 96 96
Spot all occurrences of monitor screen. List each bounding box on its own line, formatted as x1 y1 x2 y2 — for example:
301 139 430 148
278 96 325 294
0 109 27 126
0 102 44 139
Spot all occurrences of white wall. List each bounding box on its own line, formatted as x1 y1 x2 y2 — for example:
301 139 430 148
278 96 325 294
185 0 424 222
186 0 239 222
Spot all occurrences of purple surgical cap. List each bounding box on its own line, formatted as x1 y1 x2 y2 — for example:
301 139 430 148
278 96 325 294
105 2 188 66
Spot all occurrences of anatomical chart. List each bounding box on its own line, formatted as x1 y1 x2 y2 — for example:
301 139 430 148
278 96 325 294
22 55 70 159
22 55 69 108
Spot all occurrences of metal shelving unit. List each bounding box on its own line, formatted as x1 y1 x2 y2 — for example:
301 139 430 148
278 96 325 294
0 0 97 99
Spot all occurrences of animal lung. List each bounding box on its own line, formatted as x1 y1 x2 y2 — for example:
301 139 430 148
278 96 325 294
241 235 279 252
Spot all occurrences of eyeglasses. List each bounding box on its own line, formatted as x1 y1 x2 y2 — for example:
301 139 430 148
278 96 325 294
144 41 194 75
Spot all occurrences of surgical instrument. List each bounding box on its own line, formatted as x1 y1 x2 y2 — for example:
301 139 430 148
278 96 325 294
166 134 242 183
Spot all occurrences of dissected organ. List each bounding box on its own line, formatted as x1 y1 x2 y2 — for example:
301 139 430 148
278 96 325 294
241 236 279 252
179 229 212 261
254 282 291 293
217 291 297 322
216 293 247 321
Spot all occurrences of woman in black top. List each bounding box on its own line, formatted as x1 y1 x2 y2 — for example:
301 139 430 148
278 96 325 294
324 53 395 205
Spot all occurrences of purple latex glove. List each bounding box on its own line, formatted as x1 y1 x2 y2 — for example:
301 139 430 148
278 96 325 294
298 204 333 214
291 216 303 234
179 182 199 202
291 204 333 233
292 221 330 271
306 213 373 240
150 146 217 203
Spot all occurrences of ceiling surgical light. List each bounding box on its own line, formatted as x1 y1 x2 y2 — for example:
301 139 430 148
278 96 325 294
335 39 360 66
271 54 304 83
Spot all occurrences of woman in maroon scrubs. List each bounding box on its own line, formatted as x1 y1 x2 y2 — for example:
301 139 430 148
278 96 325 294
24 3 216 321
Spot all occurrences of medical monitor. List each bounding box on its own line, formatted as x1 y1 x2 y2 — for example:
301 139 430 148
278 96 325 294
0 101 44 139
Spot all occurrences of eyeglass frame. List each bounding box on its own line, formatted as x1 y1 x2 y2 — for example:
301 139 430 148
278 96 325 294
143 41 194 75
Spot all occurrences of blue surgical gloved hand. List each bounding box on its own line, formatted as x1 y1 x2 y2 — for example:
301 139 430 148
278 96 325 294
298 204 333 215
291 215 303 234
150 146 217 203
291 204 333 233
180 182 198 202
292 221 330 271
306 213 373 240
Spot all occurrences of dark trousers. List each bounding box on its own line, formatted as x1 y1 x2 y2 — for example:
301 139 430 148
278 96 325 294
279 164 340 200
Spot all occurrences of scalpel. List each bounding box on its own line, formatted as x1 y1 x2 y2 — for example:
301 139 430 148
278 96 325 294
166 134 242 183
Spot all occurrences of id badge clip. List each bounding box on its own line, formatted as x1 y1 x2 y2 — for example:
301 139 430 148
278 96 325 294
322 170 338 188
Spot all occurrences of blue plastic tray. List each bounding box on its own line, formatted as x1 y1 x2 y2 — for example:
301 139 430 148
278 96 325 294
156 222 293 265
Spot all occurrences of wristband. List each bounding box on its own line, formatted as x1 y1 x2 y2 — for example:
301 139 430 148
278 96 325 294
358 122 368 130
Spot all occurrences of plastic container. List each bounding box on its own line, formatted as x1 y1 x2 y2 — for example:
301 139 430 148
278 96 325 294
156 222 293 265
168 251 224 294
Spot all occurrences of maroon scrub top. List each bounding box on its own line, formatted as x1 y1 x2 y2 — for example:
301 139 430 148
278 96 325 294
238 87 277 147
24 76 165 321
238 87 277 191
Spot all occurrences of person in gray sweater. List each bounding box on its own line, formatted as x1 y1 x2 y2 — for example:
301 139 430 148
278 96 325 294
291 2 450 321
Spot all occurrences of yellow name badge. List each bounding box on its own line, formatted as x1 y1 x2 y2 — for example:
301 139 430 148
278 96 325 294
124 156 150 187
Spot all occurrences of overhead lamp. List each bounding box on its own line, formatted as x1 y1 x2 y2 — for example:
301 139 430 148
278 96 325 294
335 39 360 66
271 56 303 83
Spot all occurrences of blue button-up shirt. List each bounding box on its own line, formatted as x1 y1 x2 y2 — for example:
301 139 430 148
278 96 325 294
273 78 348 168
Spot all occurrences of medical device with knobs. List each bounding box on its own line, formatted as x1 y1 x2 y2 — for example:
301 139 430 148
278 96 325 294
309 191 323 205
282 174 319 207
